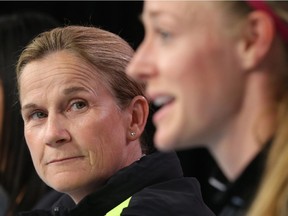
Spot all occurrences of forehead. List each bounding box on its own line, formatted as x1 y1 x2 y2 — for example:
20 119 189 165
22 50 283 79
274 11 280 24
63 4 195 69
144 1 190 15
20 51 99 83
142 1 220 25
19 51 104 98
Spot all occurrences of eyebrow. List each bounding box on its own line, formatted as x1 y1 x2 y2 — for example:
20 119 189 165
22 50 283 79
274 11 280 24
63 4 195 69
63 86 88 95
21 86 89 111
140 7 184 22
21 103 37 111
140 11 161 23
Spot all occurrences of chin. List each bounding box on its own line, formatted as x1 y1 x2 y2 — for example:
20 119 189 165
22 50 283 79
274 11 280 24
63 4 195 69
154 132 177 152
156 144 175 152
46 175 82 193
48 181 73 193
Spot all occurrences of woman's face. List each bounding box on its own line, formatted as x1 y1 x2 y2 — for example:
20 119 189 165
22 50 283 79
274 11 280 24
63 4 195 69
19 51 133 203
127 1 245 151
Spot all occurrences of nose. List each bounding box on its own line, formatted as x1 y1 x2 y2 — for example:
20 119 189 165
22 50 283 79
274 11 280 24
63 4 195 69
126 38 157 81
44 114 71 146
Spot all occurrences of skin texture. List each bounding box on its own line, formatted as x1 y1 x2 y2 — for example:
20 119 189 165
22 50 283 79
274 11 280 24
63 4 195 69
127 1 279 180
127 1 244 151
19 51 143 203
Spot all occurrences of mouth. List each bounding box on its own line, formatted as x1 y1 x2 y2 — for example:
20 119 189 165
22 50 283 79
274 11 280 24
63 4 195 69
150 95 175 124
153 95 175 109
46 156 84 165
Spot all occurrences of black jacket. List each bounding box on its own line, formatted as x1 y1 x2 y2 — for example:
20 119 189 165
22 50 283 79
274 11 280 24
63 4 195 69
201 143 270 216
19 152 215 216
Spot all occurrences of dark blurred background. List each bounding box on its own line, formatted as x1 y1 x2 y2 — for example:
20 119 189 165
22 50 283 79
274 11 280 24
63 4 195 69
0 1 144 49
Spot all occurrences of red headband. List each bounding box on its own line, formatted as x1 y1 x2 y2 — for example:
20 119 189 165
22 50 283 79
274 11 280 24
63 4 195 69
245 0 288 44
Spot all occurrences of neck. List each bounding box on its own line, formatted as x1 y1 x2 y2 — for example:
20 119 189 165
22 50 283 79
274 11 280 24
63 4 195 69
208 72 278 181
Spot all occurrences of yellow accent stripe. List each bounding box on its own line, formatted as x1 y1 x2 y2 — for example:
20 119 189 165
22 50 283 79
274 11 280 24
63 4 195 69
106 197 132 216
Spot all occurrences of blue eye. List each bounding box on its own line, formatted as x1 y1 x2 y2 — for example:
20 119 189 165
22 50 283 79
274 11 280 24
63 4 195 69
71 101 87 110
160 31 171 40
156 28 171 41
31 111 47 120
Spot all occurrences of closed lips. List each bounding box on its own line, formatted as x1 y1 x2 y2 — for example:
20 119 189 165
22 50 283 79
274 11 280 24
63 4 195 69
46 156 84 165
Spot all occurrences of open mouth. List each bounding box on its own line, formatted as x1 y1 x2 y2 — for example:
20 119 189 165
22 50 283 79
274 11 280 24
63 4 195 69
153 95 175 109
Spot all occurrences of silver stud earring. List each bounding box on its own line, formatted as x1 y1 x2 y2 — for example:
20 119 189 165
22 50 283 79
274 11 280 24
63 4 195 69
130 132 136 137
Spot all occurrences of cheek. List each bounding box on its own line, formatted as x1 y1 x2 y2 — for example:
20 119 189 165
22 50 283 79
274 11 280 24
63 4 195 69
76 115 127 164
159 44 201 82
26 143 44 181
163 52 203 96
85 140 125 182
24 127 39 150
24 128 34 152
24 128 43 165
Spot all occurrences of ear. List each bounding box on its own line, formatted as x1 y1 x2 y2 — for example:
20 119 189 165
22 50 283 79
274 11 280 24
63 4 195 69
126 96 149 141
237 10 276 70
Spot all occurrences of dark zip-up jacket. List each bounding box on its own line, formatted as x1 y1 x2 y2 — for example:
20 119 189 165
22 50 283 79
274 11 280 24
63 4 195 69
202 143 270 216
19 151 215 216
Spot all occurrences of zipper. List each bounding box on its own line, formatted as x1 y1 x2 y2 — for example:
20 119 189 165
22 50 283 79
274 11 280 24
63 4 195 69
52 207 60 216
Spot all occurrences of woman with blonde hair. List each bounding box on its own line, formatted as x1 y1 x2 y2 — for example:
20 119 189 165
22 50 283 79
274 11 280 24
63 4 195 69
127 1 288 215
16 25 214 216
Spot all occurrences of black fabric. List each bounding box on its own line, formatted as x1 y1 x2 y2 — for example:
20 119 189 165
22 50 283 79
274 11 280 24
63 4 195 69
33 190 71 211
123 178 214 215
202 143 270 216
19 151 215 216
